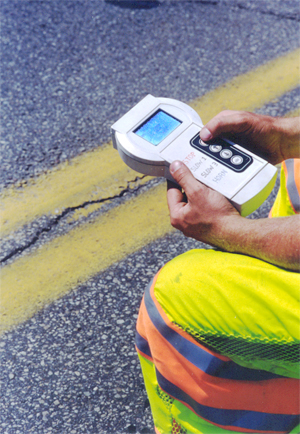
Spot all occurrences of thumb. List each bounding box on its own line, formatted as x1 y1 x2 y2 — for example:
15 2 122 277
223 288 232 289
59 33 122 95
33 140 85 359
169 161 200 193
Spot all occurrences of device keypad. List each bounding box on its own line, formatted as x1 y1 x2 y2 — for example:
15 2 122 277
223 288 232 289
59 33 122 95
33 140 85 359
190 133 252 172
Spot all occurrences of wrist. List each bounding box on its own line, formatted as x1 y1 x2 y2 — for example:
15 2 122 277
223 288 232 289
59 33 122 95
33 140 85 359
210 214 250 253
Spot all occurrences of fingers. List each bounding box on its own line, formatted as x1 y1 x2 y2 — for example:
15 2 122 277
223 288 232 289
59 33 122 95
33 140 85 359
169 161 201 195
167 179 185 212
166 161 238 237
200 110 251 141
167 161 205 222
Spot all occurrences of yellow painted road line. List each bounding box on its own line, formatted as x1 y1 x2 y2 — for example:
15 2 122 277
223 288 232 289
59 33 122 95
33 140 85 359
287 107 300 117
1 49 300 334
0 183 172 334
1 48 299 236
190 48 300 123
0 144 152 236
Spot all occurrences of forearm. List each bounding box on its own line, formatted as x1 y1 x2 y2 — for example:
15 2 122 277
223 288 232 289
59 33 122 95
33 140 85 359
277 117 300 161
168 160 300 271
212 214 300 271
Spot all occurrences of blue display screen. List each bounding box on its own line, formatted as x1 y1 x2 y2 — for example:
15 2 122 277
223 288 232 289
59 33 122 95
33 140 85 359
134 110 182 146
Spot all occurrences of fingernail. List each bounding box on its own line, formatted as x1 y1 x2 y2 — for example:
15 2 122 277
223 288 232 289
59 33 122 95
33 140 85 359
200 127 212 141
170 160 183 174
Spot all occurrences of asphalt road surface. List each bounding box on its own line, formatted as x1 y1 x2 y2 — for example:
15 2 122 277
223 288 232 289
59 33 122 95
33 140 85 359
0 1 299 433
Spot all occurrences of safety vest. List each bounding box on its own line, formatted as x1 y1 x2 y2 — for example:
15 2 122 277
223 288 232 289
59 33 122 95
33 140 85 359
270 159 300 217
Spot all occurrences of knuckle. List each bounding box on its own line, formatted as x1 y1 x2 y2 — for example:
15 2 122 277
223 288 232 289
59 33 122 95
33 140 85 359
237 111 254 126
170 216 181 229
170 213 187 231
236 111 248 123
169 211 180 228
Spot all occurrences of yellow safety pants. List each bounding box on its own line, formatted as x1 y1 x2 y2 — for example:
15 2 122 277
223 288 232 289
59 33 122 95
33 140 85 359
136 160 300 434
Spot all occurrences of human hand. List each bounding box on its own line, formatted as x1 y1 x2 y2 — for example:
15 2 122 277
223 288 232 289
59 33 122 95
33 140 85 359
167 160 240 246
167 160 300 270
200 110 299 165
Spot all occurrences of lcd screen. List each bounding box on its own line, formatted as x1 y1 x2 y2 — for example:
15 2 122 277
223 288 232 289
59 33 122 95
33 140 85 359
134 109 182 146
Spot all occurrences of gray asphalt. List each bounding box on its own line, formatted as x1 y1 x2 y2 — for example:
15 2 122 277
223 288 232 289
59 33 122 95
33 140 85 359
1 1 299 433
1 0 299 190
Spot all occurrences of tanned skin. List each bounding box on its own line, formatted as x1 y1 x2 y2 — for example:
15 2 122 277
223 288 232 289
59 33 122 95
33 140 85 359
167 111 300 271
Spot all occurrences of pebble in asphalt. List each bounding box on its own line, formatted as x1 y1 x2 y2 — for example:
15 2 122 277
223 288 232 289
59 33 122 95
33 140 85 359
0 178 281 434
0 231 208 434
1 0 299 190
0 0 299 433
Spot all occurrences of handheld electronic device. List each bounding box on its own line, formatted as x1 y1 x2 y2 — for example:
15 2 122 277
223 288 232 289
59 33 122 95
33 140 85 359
111 94 277 216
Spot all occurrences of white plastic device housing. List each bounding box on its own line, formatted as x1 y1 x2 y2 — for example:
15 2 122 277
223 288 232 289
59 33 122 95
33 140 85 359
111 94 277 216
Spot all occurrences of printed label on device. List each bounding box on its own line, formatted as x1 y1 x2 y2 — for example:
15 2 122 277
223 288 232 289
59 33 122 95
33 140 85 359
160 124 263 199
111 94 277 216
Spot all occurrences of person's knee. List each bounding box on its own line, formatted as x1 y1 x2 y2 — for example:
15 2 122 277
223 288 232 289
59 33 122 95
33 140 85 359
153 249 219 328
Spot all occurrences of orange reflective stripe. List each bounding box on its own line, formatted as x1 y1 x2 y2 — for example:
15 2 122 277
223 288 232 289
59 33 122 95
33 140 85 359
283 159 300 213
150 273 230 363
137 275 300 417
136 298 153 363
293 160 300 197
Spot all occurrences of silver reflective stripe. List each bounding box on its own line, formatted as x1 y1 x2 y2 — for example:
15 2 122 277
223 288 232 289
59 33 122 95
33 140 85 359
285 159 300 212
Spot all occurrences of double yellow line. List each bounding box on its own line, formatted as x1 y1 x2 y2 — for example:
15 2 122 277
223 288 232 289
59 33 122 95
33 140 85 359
1 48 299 334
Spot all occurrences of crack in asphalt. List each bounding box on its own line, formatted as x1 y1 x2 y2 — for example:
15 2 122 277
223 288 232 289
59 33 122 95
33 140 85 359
0 175 149 265
232 2 300 21
168 0 299 21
